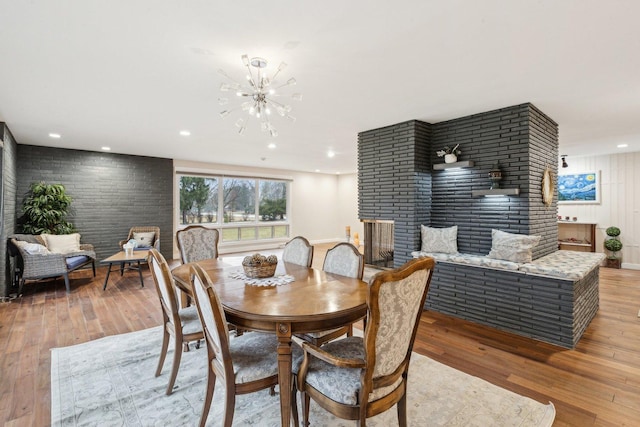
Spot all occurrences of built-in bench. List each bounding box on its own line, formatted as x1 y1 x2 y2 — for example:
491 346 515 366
412 249 605 349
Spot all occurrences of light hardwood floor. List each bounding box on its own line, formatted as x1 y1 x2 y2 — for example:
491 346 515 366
1 243 639 426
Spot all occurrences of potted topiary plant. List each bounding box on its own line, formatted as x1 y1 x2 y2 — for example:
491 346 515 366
20 182 76 235
603 226 623 268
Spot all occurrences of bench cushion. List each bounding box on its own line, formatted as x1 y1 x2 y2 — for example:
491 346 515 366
519 250 605 280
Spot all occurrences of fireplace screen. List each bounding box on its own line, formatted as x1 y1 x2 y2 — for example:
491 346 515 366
363 220 394 268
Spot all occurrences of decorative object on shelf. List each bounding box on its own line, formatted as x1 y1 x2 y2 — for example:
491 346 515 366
541 166 554 208
242 253 278 278
558 171 600 204
488 163 502 189
603 226 622 268
561 155 568 168
436 144 462 164
218 55 301 137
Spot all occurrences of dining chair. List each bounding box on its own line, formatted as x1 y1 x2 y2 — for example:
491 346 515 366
296 242 364 346
190 263 281 427
148 249 204 395
176 225 220 263
294 256 435 427
282 236 314 267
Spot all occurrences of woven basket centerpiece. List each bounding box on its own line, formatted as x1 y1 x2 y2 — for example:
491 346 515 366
242 253 278 278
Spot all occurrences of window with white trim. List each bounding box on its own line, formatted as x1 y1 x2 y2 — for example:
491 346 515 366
178 174 290 242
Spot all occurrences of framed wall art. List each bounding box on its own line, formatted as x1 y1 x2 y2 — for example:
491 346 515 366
558 171 600 204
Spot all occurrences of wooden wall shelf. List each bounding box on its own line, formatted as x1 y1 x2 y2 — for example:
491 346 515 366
433 160 474 170
472 188 520 197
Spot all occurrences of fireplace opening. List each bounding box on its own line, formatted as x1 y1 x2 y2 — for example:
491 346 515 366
362 220 394 268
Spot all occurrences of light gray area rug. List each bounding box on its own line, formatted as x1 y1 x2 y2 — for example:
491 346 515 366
51 327 555 426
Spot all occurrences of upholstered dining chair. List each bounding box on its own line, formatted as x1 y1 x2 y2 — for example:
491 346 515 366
282 236 314 267
294 256 435 427
190 263 281 427
176 225 220 263
296 242 364 346
148 249 204 395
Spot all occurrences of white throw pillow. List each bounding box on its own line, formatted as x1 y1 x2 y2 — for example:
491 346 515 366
41 233 81 254
14 240 50 255
421 225 458 254
487 229 541 263
133 232 156 248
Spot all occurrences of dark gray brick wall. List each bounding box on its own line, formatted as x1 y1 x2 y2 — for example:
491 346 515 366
426 262 600 348
358 120 432 266
358 103 559 265
1 124 19 297
16 145 173 262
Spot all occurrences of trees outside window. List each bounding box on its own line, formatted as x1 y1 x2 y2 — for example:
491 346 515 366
178 174 289 241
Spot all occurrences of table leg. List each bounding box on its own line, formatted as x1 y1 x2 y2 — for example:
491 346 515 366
137 261 144 287
276 322 293 427
102 263 114 290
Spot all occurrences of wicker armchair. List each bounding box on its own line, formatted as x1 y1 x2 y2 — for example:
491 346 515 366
118 226 160 250
9 235 96 294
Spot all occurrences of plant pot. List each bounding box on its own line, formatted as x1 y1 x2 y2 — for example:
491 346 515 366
444 154 457 164
604 258 621 269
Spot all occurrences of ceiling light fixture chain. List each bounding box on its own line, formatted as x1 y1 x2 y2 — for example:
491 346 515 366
218 54 301 137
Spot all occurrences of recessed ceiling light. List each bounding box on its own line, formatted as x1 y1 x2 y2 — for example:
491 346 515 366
268 143 276 149
315 169 321 173
101 146 111 151
49 133 61 139
327 150 335 158
617 143 628 148
179 130 191 136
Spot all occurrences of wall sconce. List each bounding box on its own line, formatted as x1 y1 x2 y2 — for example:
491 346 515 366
561 155 568 168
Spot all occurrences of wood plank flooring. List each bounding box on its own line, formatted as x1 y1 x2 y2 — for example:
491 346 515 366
0 244 639 426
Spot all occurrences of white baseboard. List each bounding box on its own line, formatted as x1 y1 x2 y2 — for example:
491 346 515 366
621 262 640 270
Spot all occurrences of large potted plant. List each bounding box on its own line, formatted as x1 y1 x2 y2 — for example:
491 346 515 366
603 226 623 269
20 182 75 235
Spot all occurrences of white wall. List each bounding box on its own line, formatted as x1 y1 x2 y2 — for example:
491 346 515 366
172 160 355 256
557 151 640 269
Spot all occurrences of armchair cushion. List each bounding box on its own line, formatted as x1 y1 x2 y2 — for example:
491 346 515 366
299 336 401 405
65 255 92 270
41 233 81 254
133 232 156 247
13 240 49 255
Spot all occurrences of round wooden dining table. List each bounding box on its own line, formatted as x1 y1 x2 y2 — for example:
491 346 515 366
171 259 368 427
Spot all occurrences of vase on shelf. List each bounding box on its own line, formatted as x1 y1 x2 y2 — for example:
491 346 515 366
444 154 457 164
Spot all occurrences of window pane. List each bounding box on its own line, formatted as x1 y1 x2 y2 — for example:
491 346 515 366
179 176 218 225
223 178 255 223
258 226 274 239
273 225 289 238
240 227 256 240
259 180 287 222
222 228 239 241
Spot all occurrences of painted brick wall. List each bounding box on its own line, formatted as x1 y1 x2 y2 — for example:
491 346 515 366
16 145 174 262
358 103 559 265
1 124 19 297
358 120 432 266
430 103 558 258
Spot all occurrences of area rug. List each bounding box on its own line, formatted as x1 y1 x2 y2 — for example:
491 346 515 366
51 327 555 426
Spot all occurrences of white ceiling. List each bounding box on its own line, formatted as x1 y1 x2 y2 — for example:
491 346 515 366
1 1 639 174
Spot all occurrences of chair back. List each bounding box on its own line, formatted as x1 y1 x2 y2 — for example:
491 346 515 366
176 226 220 263
282 236 314 267
123 226 160 250
148 249 180 322
190 264 233 375
364 257 434 382
323 242 364 279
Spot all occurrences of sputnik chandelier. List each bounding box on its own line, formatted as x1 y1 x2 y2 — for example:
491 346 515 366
218 54 301 137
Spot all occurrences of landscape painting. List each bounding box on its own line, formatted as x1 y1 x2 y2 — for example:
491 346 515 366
558 171 600 204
